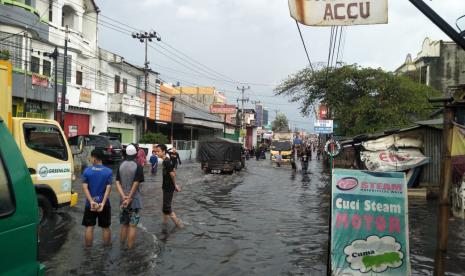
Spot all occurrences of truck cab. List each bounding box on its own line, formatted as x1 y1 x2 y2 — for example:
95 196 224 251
0 60 77 224
0 116 45 275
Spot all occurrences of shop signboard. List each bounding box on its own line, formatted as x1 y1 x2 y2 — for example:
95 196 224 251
79 88 92 103
32 74 49 88
68 125 78 137
210 104 237 114
314 119 333 134
57 92 69 111
289 0 388 26
331 169 410 275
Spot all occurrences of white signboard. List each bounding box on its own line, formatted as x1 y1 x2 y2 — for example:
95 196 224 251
289 0 388 26
37 163 72 180
57 92 69 111
314 119 333 134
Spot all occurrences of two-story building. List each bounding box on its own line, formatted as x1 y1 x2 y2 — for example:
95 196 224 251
396 37 465 96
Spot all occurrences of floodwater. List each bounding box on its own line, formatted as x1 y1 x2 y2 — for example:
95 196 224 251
39 157 465 275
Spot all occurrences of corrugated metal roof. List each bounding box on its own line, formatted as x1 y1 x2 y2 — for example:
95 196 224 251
415 118 443 126
175 104 223 123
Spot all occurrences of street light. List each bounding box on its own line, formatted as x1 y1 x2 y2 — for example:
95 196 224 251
170 96 176 143
131 30 161 136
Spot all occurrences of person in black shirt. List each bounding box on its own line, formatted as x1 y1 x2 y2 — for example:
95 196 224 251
155 144 183 231
169 147 182 169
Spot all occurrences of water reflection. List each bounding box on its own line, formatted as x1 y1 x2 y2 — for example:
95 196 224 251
39 159 465 275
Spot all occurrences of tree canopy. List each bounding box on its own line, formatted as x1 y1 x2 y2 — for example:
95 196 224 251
274 65 440 136
272 113 290 132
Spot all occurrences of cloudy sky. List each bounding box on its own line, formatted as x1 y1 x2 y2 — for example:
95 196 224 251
97 0 464 131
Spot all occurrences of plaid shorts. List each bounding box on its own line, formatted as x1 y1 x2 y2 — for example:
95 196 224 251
119 208 141 226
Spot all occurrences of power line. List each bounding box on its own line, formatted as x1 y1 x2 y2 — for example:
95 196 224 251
295 20 314 73
330 26 339 68
335 27 344 67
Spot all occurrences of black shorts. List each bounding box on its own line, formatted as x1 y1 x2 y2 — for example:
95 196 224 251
162 190 174 215
82 205 111 228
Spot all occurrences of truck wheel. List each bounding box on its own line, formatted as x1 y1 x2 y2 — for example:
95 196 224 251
37 194 52 225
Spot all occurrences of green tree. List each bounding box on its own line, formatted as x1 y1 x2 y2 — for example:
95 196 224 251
272 113 289 132
0 50 10 60
274 65 440 136
139 132 169 144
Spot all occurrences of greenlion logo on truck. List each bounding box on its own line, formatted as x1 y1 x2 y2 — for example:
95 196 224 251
37 164 71 180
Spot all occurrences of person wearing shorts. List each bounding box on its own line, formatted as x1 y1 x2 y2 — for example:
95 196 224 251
155 144 183 231
81 149 113 247
116 144 144 249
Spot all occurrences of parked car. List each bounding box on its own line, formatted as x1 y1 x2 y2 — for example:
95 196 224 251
68 135 122 163
105 136 124 162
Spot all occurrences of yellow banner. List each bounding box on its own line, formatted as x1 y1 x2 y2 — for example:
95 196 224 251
452 125 465 156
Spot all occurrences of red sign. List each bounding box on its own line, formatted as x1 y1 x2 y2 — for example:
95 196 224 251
210 104 236 114
32 74 49 88
319 105 328 119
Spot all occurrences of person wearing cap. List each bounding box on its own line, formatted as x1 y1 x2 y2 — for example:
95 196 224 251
81 149 113 247
116 144 144 249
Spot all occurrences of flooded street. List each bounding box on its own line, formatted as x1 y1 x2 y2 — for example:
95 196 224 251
39 158 465 275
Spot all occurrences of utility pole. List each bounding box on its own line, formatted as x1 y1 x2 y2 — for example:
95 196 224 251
132 31 161 136
45 47 59 120
170 96 175 143
23 32 28 114
237 86 250 146
60 26 69 129
432 99 454 276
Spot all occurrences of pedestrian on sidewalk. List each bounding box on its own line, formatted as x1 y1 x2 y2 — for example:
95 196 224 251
81 149 113 247
169 147 182 169
155 144 183 232
149 150 158 176
116 144 145 249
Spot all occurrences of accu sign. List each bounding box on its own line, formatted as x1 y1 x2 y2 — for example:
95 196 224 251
289 0 388 26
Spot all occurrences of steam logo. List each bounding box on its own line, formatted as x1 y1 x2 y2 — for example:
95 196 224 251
39 166 48 178
336 177 358 191
344 236 404 273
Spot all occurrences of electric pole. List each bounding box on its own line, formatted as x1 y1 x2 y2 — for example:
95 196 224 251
23 31 28 113
60 26 69 129
132 31 161 136
237 86 250 146
44 47 59 120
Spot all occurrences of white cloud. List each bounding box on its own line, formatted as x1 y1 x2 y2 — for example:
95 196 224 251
176 5 210 20
141 0 173 8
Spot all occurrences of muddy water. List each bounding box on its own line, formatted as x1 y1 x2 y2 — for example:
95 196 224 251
39 158 465 275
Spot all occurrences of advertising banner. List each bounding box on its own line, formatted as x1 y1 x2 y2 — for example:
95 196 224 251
314 119 333 134
289 0 388 26
32 74 49 88
210 104 237 114
57 92 69 111
360 149 430 172
331 169 410 275
79 88 92 103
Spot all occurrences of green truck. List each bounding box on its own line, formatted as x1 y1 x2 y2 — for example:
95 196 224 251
0 116 45 274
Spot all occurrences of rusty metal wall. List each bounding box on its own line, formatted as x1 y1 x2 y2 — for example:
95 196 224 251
420 127 442 187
